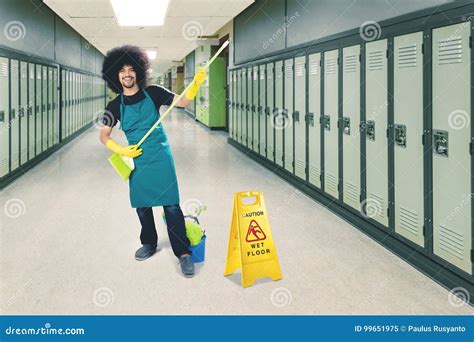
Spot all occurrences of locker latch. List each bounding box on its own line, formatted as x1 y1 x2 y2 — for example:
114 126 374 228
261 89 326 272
258 105 263 114
433 129 448 157
265 107 270 115
0 110 4 122
394 124 407 148
366 120 375 141
293 111 300 123
324 115 331 131
342 117 350 135
308 112 315 127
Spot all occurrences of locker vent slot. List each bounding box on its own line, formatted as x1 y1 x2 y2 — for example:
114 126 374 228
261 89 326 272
344 55 358 73
285 63 293 78
325 58 337 75
11 62 18 75
368 50 384 71
276 66 283 78
295 63 304 77
437 38 463 65
309 165 320 181
399 206 418 235
397 44 417 68
309 60 319 75
0 62 8 77
344 181 359 205
295 158 305 175
439 224 464 259
253 71 258 81
367 192 385 219
325 172 337 193
260 72 265 80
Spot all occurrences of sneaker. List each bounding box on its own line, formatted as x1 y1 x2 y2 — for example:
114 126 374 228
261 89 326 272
179 254 195 278
135 244 157 261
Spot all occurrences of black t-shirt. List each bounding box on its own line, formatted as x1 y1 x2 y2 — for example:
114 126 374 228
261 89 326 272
102 85 175 127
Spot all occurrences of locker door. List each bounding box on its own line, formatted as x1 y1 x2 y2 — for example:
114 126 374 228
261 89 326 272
246 67 252 148
35 65 42 152
233 71 238 140
275 60 284 167
342 45 361 211
0 57 9 177
61 71 65 141
252 65 259 153
11 60 19 171
365 39 388 227
20 61 28 165
73 73 77 133
242 68 247 146
236 69 241 143
28 63 35 160
323 49 339 198
393 32 424 247
53 68 59 144
284 58 294 173
266 63 274 162
294 56 306 179
432 22 472 274
308 53 321 188
48 67 53 148
42 66 47 151
259 64 266 158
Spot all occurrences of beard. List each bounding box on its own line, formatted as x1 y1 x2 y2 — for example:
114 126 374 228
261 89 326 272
121 78 135 88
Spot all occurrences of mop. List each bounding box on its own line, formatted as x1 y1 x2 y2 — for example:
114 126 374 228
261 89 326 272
108 39 230 180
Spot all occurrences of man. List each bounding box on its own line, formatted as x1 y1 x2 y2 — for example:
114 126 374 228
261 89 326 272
99 45 205 277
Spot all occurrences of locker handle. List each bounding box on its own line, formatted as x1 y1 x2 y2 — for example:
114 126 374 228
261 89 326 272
265 107 270 115
308 112 315 127
11 108 16 119
258 105 262 113
293 111 300 123
0 110 4 122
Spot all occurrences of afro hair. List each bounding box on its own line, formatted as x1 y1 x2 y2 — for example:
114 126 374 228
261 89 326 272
101 45 150 94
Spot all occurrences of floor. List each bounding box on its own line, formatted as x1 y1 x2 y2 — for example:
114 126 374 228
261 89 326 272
1 108 472 315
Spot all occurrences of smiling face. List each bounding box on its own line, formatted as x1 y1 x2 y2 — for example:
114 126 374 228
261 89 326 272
118 64 137 89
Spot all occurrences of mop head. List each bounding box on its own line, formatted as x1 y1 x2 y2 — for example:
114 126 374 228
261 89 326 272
161 211 204 246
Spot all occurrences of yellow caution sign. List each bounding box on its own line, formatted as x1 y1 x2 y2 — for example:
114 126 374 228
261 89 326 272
224 191 282 287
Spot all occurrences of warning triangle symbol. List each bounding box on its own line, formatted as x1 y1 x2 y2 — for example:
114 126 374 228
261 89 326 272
245 219 267 242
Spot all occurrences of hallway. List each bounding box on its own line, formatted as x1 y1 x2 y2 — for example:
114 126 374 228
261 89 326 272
1 109 471 315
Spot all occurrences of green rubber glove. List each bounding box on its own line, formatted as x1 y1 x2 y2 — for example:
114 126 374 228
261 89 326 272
105 138 142 158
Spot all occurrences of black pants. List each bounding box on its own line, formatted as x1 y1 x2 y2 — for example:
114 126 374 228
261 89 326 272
136 205 191 258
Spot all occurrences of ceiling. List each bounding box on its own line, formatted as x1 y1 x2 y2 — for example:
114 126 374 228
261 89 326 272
43 0 253 76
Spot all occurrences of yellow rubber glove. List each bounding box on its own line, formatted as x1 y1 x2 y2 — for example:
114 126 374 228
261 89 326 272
105 138 142 158
185 67 206 100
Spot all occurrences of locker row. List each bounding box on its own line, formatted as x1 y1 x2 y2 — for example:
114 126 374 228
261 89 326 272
228 21 473 276
0 56 106 180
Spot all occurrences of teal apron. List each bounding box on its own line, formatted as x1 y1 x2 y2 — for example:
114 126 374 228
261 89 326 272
119 89 180 208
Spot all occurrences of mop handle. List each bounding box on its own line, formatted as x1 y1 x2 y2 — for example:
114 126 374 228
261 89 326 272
136 39 230 148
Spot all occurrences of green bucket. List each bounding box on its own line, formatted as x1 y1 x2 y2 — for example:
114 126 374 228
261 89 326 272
108 153 135 180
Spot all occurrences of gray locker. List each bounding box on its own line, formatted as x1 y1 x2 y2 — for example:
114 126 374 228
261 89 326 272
275 60 284 167
242 68 247 146
11 60 19 171
61 71 65 139
20 61 28 165
48 67 53 148
266 63 274 163
259 64 266 158
237 69 242 143
308 53 321 188
35 65 42 152
53 68 59 144
42 66 47 150
284 58 294 173
432 22 472 274
365 39 388 227
28 63 35 160
234 71 238 141
294 56 306 180
246 67 252 148
342 45 361 211
229 71 233 139
393 32 424 247
252 65 259 153
323 49 339 198
0 57 9 177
